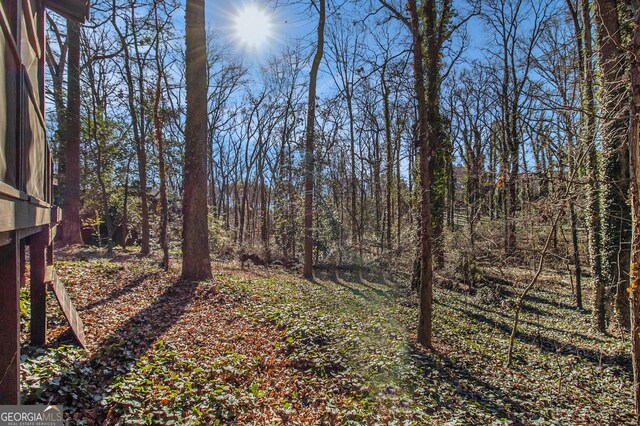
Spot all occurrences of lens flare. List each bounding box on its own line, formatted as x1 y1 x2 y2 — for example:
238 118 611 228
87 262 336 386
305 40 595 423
233 4 274 49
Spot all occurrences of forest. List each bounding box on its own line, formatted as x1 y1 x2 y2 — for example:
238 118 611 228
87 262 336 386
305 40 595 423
7 0 640 423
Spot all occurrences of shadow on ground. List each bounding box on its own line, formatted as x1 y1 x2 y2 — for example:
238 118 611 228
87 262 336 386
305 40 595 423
405 342 529 423
438 299 631 374
77 272 161 313
26 278 200 423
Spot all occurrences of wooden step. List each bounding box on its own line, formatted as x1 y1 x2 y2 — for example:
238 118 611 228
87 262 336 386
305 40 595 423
48 270 86 347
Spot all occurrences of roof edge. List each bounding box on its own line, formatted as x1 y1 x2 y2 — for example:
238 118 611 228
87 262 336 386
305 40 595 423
44 0 90 23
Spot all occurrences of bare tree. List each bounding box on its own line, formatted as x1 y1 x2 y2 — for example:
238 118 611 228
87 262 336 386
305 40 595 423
303 0 326 279
483 0 551 255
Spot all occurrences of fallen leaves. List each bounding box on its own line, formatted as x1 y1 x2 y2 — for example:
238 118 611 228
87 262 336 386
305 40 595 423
17 247 636 424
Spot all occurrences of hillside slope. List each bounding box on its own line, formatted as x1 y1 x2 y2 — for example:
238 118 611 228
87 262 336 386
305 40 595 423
20 248 633 424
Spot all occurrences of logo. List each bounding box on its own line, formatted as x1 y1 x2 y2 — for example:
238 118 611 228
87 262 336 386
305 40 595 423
0 405 63 426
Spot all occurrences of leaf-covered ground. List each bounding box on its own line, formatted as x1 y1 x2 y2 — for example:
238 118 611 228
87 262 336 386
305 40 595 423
20 247 634 424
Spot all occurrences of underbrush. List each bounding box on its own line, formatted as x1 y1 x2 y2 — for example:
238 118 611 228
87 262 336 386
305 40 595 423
218 264 633 424
17 248 635 424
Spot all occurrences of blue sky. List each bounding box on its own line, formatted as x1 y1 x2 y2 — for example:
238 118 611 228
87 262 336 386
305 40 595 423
201 0 497 70
205 1 311 61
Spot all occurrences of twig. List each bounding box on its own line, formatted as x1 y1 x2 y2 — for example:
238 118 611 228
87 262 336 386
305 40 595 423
506 209 563 367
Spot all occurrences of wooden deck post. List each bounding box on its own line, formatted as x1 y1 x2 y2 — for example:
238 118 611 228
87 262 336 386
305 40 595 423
47 232 54 265
0 235 21 405
30 227 48 346
20 241 26 287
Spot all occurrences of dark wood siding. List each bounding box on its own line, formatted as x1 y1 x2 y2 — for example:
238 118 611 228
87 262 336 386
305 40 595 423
0 4 19 188
0 0 48 203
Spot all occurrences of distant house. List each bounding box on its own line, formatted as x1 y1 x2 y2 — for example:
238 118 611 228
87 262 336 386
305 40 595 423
0 0 89 404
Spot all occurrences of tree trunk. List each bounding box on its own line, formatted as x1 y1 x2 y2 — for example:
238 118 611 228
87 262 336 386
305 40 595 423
430 146 447 269
627 0 639 419
408 0 434 349
96 161 113 254
594 0 632 330
396 121 402 249
61 20 83 246
258 141 270 263
506 147 518 254
568 0 607 331
130 5 151 255
383 65 393 251
303 0 326 279
447 157 455 230
348 92 358 247
489 125 497 221
239 171 250 246
45 16 68 187
570 200 583 310
121 159 131 250
154 68 169 271
182 0 212 280
374 132 383 251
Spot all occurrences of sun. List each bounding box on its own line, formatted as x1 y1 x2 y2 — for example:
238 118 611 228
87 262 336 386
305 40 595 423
232 4 274 50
